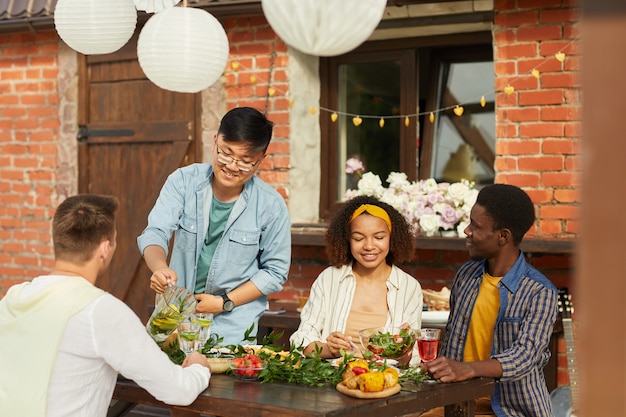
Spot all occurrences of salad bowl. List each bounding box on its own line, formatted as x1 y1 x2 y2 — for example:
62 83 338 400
359 327 417 367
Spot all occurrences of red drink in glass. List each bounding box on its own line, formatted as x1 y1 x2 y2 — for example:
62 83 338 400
418 338 439 362
417 328 441 362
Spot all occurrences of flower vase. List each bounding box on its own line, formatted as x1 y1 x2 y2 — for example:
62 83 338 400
440 230 458 238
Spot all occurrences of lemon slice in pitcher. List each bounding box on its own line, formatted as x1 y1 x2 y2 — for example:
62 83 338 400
193 317 213 327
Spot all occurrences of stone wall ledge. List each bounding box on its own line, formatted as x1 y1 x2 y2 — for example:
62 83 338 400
291 224 575 254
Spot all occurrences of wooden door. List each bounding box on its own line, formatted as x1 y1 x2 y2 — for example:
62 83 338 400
77 34 200 323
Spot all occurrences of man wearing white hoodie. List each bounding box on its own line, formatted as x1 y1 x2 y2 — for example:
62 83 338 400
0 194 211 417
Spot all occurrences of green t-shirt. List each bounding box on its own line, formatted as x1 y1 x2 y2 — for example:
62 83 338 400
195 196 235 293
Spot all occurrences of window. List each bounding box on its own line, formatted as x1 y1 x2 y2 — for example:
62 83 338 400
319 32 493 219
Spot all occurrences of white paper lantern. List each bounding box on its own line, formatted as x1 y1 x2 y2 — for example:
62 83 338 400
134 0 179 14
54 0 137 55
137 7 229 93
261 0 386 57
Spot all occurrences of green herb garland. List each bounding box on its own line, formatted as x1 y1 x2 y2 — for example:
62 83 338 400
160 323 431 387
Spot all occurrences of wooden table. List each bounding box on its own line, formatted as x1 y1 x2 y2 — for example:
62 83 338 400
110 374 494 417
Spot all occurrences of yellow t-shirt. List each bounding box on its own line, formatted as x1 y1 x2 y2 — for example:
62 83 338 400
463 272 502 362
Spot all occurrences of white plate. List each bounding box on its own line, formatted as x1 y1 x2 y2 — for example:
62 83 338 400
422 311 449 325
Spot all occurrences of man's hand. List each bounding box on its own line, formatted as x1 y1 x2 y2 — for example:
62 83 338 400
182 351 210 369
420 356 476 382
149 268 178 294
195 293 223 315
421 356 503 382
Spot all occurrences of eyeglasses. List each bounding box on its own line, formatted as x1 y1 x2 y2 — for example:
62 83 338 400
215 142 262 172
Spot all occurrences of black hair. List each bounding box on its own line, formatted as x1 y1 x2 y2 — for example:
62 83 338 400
475 184 536 245
217 107 274 153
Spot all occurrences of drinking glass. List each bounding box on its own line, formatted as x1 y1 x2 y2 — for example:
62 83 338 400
192 313 214 350
177 321 201 355
417 328 441 363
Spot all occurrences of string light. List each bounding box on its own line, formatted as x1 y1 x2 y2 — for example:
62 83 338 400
227 37 577 127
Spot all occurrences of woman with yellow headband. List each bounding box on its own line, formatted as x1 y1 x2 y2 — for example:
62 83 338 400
290 195 423 361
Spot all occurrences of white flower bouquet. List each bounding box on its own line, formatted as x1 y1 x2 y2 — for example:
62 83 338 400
344 171 478 237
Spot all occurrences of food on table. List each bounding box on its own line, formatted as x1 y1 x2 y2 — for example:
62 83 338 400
346 359 370 371
339 359 399 393
357 371 385 392
230 354 267 379
242 345 291 361
383 367 399 387
359 327 417 359
206 354 234 374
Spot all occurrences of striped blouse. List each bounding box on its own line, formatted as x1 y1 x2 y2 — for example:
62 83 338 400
290 263 423 356
441 252 558 417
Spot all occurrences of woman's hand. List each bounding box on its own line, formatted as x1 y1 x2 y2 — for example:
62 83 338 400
149 268 178 293
325 332 354 357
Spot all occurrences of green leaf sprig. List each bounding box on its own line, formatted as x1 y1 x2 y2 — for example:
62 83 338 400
257 345 350 387
398 365 432 385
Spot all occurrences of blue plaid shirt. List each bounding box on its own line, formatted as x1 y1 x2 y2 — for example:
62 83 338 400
440 252 558 417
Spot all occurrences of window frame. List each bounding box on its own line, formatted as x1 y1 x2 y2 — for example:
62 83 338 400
421 44 496 181
319 31 492 220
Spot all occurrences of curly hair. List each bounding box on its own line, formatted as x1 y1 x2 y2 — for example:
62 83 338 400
324 195 415 267
475 184 536 245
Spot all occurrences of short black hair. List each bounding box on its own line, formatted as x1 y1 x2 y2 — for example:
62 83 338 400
218 107 274 153
475 184 535 245
325 195 415 267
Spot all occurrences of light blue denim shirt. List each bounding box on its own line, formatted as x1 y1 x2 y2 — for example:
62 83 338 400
137 163 291 345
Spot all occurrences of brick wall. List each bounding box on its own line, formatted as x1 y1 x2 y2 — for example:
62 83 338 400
493 0 581 237
0 30 59 291
221 16 291 201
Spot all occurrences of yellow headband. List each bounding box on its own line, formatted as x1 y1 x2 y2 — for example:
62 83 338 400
349 204 392 232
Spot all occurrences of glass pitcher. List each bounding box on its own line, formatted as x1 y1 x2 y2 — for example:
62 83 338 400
146 286 197 343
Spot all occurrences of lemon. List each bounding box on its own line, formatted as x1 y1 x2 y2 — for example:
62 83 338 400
180 333 199 341
193 318 213 327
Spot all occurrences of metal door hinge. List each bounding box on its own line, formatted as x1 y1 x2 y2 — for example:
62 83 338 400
77 125 135 142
